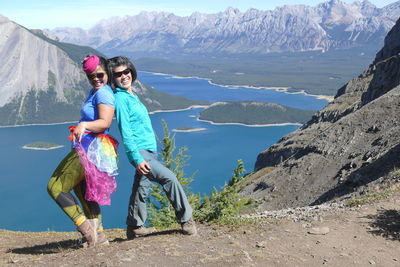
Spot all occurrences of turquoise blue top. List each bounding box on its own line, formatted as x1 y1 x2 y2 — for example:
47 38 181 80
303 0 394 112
114 87 157 166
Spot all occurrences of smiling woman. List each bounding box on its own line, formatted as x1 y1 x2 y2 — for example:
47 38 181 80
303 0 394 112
108 56 198 237
46 54 118 248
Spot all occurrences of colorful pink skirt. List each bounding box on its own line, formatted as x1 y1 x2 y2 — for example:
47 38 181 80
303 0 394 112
70 127 119 205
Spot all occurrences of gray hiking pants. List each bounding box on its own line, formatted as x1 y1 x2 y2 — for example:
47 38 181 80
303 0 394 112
126 150 193 227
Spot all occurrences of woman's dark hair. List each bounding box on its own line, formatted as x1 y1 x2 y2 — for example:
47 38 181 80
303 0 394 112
99 56 112 85
107 56 138 89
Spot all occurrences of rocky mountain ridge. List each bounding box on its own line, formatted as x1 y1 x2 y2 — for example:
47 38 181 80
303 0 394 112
48 0 400 57
0 14 89 125
239 16 400 210
0 15 204 126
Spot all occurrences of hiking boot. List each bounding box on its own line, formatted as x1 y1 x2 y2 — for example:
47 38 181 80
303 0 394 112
81 219 109 247
96 231 110 246
181 218 197 235
77 219 97 247
89 219 109 246
126 225 156 239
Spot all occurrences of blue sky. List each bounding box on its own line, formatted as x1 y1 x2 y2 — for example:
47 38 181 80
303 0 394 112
2 0 397 29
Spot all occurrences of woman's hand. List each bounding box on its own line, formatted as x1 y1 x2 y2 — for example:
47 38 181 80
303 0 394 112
73 122 87 143
136 161 151 175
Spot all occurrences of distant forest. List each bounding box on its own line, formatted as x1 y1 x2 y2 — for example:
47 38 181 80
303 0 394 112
199 101 316 125
135 45 377 97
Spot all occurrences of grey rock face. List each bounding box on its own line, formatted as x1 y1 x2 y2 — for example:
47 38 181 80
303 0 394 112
0 17 82 107
243 17 400 210
0 16 91 125
0 15 205 126
48 1 399 56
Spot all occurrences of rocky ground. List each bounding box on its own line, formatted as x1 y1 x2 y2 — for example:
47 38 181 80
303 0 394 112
1 190 399 267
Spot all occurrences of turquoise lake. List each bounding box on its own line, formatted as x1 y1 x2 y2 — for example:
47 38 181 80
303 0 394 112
0 72 328 232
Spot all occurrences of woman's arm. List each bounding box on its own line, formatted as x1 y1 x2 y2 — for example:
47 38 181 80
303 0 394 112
73 104 114 142
114 96 145 166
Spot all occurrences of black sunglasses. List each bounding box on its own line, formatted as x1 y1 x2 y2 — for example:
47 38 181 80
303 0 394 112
87 72 105 80
113 68 131 78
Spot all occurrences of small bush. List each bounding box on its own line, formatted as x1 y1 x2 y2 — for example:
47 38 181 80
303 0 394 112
195 160 254 223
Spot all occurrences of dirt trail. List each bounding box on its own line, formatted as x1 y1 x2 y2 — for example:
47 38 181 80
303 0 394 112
1 194 400 266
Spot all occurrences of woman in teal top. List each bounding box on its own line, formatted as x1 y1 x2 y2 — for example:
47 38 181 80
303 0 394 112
108 56 197 238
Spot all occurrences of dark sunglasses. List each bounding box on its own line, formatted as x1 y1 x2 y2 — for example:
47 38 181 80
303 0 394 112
87 72 105 80
113 68 131 78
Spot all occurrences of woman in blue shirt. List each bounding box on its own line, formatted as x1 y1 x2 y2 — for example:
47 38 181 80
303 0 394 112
108 56 197 238
47 55 117 247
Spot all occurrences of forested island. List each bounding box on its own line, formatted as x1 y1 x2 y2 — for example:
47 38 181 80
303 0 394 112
23 142 64 150
199 101 315 126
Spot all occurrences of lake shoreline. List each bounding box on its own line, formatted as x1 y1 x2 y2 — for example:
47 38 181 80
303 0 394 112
0 69 328 128
149 105 209 114
0 121 78 128
0 105 305 128
197 118 302 127
22 145 64 150
142 71 334 102
172 127 207 132
0 106 210 128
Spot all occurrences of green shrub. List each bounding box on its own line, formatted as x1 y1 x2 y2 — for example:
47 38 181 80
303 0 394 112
147 122 255 227
194 160 253 223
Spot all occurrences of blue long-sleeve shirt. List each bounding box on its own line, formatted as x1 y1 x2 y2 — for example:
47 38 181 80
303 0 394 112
114 87 157 166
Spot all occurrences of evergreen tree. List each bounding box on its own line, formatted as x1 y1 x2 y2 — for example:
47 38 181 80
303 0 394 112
147 120 200 228
195 159 248 223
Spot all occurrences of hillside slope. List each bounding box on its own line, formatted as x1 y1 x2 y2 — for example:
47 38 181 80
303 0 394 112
0 15 89 125
239 17 400 211
1 189 399 266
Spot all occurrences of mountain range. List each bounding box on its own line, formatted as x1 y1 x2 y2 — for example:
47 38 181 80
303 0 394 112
0 15 90 126
0 15 204 126
48 0 400 57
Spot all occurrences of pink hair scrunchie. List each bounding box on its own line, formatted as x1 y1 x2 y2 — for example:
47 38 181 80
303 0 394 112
82 55 100 73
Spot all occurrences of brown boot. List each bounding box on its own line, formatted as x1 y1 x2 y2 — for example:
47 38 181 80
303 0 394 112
126 225 156 239
181 218 197 236
77 219 97 247
89 219 109 246
96 231 109 245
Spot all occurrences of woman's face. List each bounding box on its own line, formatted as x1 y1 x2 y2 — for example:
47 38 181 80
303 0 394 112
113 65 132 90
86 65 108 90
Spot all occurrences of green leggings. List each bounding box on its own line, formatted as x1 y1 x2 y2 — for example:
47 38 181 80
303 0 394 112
47 150 101 225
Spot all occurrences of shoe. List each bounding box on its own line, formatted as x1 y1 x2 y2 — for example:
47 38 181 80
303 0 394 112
81 219 109 247
77 219 97 247
96 231 110 246
89 219 109 246
126 225 156 239
181 218 197 235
